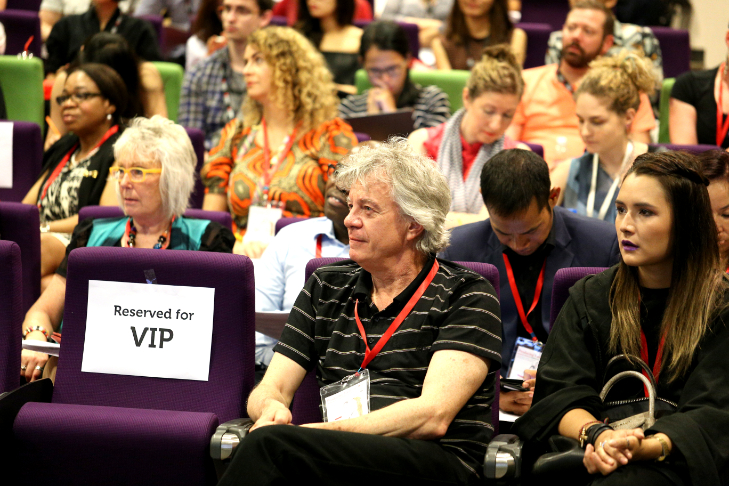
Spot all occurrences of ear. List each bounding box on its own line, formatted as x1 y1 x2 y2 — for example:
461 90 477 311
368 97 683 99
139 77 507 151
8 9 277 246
462 87 471 111
600 34 614 55
623 107 636 132
406 220 424 242
548 187 560 209
259 9 274 28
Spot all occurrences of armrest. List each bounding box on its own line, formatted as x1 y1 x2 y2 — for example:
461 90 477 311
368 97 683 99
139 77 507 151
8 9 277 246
531 436 584 476
0 378 53 431
483 433 524 482
210 418 254 481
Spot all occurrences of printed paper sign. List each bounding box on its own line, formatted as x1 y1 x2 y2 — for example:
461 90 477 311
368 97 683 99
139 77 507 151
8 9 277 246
82 280 215 381
0 122 14 189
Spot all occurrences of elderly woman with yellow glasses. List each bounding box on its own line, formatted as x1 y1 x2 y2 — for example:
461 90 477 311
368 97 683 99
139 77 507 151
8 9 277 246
19 116 235 383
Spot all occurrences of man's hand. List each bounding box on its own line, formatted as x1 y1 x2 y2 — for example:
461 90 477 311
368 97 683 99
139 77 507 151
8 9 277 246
366 84 397 114
250 398 294 431
499 389 533 415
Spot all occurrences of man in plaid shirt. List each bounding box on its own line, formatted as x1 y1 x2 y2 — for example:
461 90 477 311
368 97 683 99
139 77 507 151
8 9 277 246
179 0 273 150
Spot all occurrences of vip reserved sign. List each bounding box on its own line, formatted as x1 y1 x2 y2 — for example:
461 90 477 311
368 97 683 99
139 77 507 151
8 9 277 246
82 280 215 381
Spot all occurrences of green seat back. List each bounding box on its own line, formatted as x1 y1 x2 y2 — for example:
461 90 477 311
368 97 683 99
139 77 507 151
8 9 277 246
354 69 470 114
152 61 184 122
658 77 675 144
0 56 44 133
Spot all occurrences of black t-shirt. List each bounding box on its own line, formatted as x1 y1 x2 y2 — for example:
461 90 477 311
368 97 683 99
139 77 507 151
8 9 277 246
56 216 234 278
671 66 729 149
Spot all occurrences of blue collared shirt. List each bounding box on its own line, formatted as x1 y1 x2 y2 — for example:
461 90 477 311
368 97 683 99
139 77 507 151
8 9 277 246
254 217 350 365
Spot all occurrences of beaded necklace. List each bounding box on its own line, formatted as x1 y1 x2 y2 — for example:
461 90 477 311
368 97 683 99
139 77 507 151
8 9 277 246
124 216 175 249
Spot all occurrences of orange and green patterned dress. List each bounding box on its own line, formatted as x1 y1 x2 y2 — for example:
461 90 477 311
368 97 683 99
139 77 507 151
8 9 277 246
202 117 356 236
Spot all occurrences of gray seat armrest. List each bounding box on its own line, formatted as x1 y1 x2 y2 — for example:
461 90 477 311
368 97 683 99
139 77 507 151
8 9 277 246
210 418 254 461
484 434 524 482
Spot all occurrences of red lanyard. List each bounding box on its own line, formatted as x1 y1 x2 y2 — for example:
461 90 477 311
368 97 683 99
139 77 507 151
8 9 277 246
639 329 666 397
261 118 298 200
717 63 729 147
353 259 440 370
315 234 323 258
503 253 546 342
38 125 119 208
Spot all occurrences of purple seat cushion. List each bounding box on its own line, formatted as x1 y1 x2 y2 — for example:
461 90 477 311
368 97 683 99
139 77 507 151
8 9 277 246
14 402 218 485
0 202 40 315
0 241 22 393
53 247 255 423
0 122 43 203
550 267 607 329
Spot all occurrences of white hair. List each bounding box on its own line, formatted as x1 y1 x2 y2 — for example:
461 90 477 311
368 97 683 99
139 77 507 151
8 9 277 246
335 138 451 255
113 116 196 219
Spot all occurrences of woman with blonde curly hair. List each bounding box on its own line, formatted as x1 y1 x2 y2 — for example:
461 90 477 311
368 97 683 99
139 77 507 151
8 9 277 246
201 26 357 257
551 51 657 223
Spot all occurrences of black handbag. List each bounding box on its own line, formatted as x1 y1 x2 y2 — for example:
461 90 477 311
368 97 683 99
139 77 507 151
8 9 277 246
531 354 677 476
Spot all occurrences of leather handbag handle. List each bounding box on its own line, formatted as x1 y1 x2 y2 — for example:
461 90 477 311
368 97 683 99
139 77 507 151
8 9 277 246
599 370 655 422
604 354 657 390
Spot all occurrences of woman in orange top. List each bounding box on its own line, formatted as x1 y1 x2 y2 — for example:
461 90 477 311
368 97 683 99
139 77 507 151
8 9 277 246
201 26 357 257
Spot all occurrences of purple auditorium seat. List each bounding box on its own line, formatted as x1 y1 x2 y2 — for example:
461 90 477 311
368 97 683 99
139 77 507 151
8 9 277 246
550 267 607 330
0 122 43 203
185 127 206 209
354 131 372 143
650 27 690 79
275 216 306 235
78 206 233 230
0 10 42 58
651 143 721 154
0 202 40 315
270 15 288 26
523 141 544 159
0 241 23 393
6 0 42 10
135 14 164 47
517 22 552 69
519 0 570 31
13 247 255 484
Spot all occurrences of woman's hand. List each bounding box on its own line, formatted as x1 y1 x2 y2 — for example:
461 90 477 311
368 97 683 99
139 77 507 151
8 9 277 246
234 239 269 259
21 349 49 383
583 428 645 475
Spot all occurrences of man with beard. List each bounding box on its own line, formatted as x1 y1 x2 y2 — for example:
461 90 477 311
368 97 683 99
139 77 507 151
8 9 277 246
252 163 351 372
505 0 655 167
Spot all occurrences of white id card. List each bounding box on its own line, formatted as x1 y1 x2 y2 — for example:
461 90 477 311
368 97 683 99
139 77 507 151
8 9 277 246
244 205 283 245
320 369 370 422
506 337 542 380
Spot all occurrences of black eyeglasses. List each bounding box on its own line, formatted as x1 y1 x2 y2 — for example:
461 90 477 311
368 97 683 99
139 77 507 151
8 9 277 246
55 92 104 105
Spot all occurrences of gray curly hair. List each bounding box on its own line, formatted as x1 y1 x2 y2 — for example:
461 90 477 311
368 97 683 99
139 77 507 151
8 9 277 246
335 138 451 255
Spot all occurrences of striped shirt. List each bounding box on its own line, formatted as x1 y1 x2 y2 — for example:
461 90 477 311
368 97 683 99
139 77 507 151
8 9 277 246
274 256 502 477
338 84 451 130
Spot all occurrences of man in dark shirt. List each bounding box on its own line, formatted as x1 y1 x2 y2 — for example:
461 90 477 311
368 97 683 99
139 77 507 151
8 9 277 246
440 149 620 415
217 140 502 485
45 0 161 76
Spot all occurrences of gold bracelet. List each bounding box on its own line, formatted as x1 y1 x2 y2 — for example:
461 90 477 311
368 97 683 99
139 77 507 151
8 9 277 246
579 420 603 448
648 434 670 461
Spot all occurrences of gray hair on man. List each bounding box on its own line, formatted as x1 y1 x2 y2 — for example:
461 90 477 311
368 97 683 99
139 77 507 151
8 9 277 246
335 138 451 255
113 116 196 219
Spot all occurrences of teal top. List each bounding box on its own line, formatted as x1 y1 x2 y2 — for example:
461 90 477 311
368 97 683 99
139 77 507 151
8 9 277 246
87 216 211 250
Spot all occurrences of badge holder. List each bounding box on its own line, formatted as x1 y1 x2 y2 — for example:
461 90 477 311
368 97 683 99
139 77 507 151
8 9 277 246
244 200 284 247
320 369 370 423
506 337 543 380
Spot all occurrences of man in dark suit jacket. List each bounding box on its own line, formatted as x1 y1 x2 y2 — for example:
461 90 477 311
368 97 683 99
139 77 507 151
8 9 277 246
440 149 619 415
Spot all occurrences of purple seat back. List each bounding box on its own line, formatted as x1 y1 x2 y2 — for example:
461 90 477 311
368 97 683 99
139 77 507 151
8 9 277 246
0 202 40 314
0 121 42 203
523 141 544 159
354 131 372 143
651 143 721 154
78 206 233 230
270 15 288 26
53 247 255 423
520 0 570 31
0 10 42 58
275 216 306 235
517 22 552 69
0 241 23 393
135 14 164 47
7 0 43 10
186 127 206 208
550 267 607 330
650 27 690 79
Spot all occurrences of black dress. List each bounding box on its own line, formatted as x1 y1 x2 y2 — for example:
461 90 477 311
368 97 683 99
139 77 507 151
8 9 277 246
513 266 729 485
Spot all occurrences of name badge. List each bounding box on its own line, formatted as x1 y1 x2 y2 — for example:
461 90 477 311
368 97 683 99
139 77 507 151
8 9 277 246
507 337 542 380
244 205 283 246
81 280 215 381
320 369 370 422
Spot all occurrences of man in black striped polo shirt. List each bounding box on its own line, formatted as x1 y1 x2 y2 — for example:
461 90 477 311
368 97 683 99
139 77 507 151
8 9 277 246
218 140 502 485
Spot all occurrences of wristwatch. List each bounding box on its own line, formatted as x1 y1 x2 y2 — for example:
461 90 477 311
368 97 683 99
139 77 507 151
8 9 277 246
40 222 50 233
